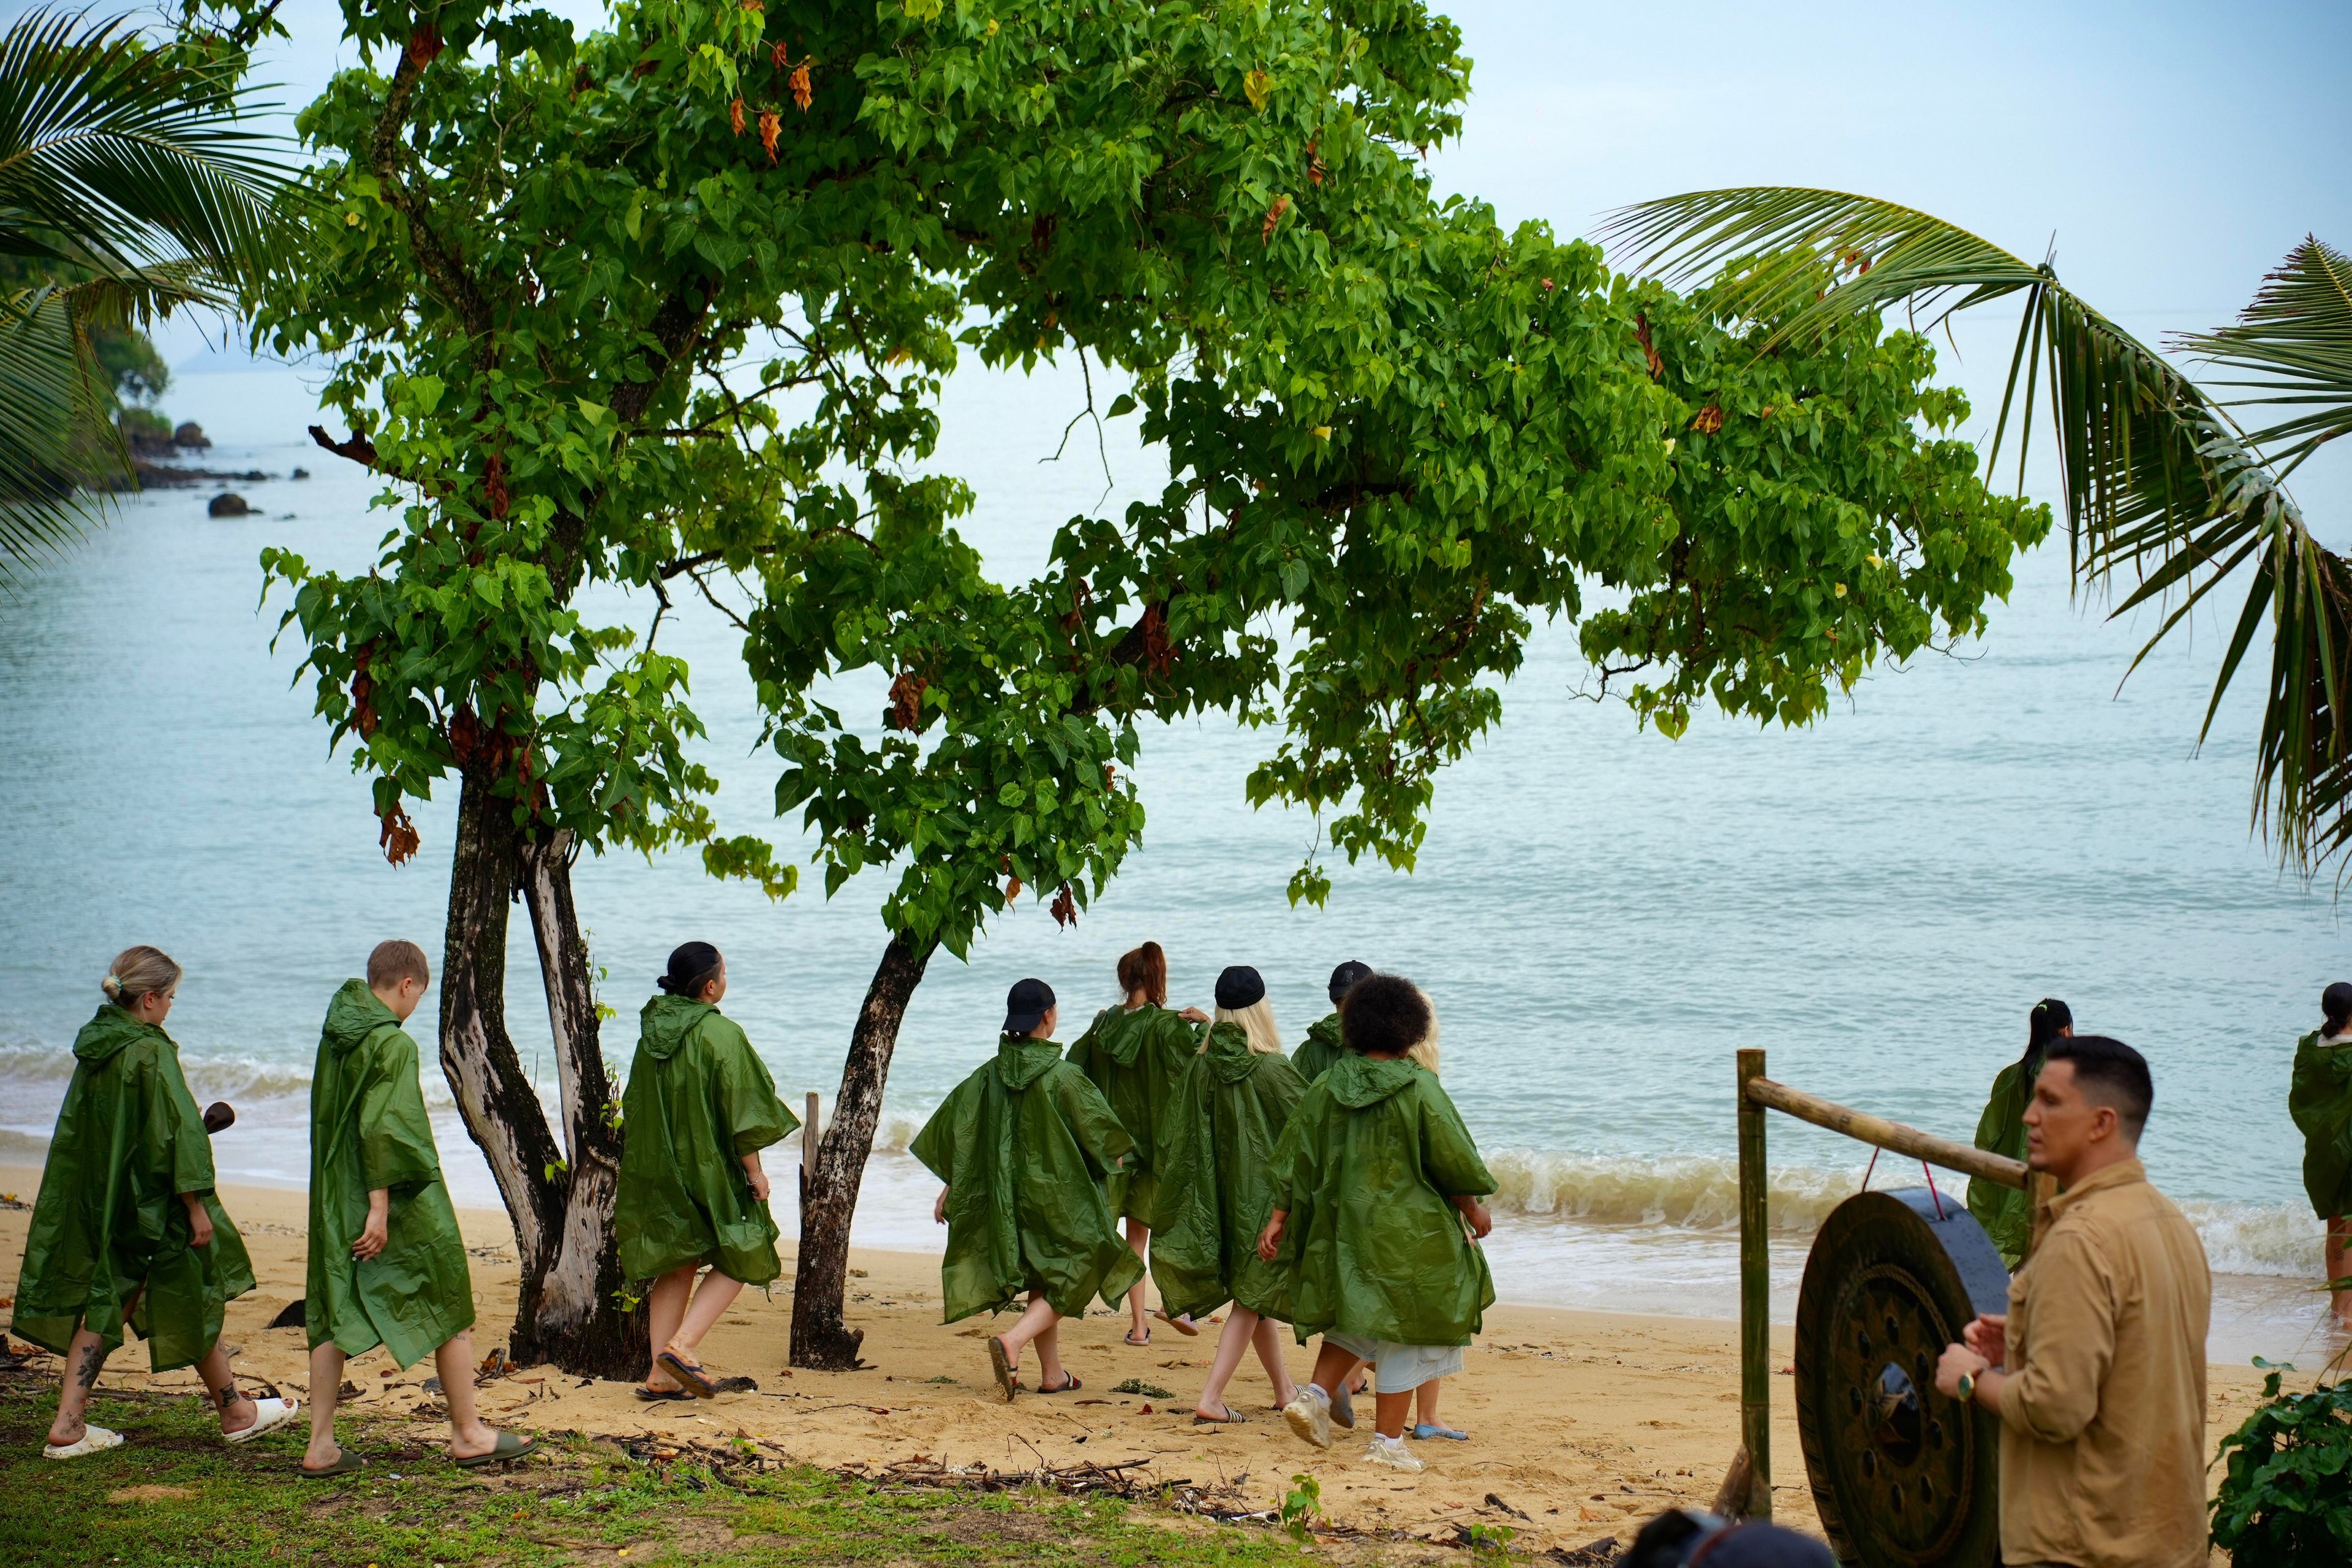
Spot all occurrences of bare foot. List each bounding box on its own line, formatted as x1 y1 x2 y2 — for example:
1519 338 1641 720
302 1442 344 1473
45 1420 85 1447
448 1423 500 1461
218 1395 260 1435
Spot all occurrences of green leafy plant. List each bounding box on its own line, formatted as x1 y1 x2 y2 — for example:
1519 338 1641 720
1281 1472 1322 1540
1466 1522 1516 1557
2209 1360 2352 1563
1111 1378 1173 1399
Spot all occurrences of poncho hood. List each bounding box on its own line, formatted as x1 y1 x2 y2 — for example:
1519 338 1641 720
72 1004 161 1065
638 994 715 1061
1203 1022 1268 1084
1324 1052 1422 1107
996 1036 1065 1090
321 979 402 1056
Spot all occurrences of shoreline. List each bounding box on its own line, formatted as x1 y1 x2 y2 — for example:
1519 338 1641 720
0 1170 2282 1555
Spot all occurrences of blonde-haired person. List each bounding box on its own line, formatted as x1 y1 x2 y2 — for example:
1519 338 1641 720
1150 966 1310 1423
12 947 295 1458
1064 941 1209 1344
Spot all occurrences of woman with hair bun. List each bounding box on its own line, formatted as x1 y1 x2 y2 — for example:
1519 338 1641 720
11 947 295 1458
614 943 798 1399
1967 998 2072 1268
1065 941 1209 1344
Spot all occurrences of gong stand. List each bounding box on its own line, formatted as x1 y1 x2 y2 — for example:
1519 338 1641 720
1725 1048 2056 1565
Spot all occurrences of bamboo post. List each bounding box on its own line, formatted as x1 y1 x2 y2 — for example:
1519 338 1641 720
801 1091 819 1213
1743 1076 2026 1191
1736 1047 1772 1521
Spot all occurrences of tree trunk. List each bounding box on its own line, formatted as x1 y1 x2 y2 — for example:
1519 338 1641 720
435 771 639 1378
791 928 936 1369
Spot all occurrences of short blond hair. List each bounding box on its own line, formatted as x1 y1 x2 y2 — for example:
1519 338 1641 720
367 940 431 990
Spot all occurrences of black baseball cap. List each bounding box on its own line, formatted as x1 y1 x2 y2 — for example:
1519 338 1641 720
1215 966 1265 1010
1003 977 1055 1036
1327 960 1373 1005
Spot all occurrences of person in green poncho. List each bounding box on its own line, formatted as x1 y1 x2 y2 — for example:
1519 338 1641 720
911 977 1144 1400
1258 973 1494 1475
1292 960 1373 1084
2290 981 2352 1327
1150 965 1308 1425
1063 941 1208 1344
303 941 532 1476
1966 998 2071 1268
13 945 295 1460
615 941 797 1400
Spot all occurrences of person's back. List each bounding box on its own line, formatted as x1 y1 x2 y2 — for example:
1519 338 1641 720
2288 980 2352 1327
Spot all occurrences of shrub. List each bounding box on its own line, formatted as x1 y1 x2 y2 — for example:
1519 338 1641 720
2210 1361 2352 1564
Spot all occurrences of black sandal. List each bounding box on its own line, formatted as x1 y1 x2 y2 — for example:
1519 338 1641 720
1038 1374 1082 1394
635 1387 693 1402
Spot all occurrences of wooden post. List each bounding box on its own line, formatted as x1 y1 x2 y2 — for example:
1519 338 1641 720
801 1091 819 1213
1736 1047 1772 1521
2022 1170 2058 1262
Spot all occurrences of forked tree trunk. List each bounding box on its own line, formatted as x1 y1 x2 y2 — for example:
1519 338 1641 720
435 768 639 1379
790 928 936 1369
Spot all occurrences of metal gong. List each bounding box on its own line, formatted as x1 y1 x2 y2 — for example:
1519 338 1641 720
1794 1188 2010 1568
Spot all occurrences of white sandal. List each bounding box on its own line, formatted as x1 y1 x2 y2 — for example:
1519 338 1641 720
225 1396 300 1445
44 1425 125 1460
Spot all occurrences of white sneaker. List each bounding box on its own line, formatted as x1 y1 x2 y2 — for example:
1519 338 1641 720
1360 1434 1424 1473
1283 1387 1333 1449
43 1425 125 1460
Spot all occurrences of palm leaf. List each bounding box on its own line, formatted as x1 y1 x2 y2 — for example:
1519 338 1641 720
0 284 113 590
2173 235 2352 481
1603 187 2352 880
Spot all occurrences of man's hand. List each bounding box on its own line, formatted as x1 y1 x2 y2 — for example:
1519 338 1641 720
353 1189 389 1260
1178 1006 1210 1024
934 1186 950 1225
1934 1343 1991 1400
1256 1210 1288 1262
1962 1313 2008 1368
1453 1196 1493 1240
183 1193 214 1249
742 1154 771 1204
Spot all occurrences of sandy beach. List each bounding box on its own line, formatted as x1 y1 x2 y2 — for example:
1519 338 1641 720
0 1168 2277 1556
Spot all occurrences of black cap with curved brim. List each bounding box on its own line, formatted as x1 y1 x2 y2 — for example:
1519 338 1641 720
1327 960 1373 1005
1214 965 1265 1010
1003 977 1055 1037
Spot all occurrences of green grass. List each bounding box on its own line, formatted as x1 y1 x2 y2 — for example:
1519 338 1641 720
0 1381 1346 1568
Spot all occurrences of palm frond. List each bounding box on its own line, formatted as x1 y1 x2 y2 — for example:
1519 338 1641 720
0 285 112 590
2173 235 2352 481
1604 187 2352 881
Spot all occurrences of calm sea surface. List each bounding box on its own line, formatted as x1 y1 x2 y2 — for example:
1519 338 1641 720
3 360 2346 1363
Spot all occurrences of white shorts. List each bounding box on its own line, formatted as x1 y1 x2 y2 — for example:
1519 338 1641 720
1324 1332 1464 1394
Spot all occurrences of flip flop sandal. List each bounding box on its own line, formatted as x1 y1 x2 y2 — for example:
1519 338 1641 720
987 1336 1018 1402
300 1450 367 1479
710 1376 760 1395
42 1425 125 1460
1038 1374 1082 1394
225 1396 301 1444
635 1387 693 1402
1411 1423 1469 1441
1152 1310 1200 1338
656 1351 718 1399
1122 1329 1151 1346
1193 1405 1247 1425
453 1431 538 1469
1329 1380 1357 1430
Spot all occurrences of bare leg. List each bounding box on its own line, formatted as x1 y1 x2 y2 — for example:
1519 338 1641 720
1414 1379 1441 1432
1031 1312 1066 1389
46 1325 113 1446
667 1270 745 1364
196 1341 259 1434
994 1292 1062 1381
1308 1340 1365 1401
1252 1316 1299 1408
1195 1306 1261 1418
437 1331 503 1460
643 1267 696 1389
304 1342 346 1469
1123 1217 1150 1340
2329 1216 2352 1327
1373 1389 1413 1441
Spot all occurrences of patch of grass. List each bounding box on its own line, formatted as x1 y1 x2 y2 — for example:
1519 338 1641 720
1108 1379 1171 1399
0 1383 1335 1568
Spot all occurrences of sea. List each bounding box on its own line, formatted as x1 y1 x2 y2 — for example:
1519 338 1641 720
3 351 2347 1368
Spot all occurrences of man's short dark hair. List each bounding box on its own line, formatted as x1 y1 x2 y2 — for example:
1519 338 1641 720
2044 1034 2153 1140
1340 973 1430 1057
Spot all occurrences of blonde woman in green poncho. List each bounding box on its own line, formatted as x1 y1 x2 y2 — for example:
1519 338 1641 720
1063 941 1208 1344
615 942 797 1400
911 978 1144 1400
303 942 531 1476
1150 966 1308 1425
13 946 293 1459
1966 998 2071 1268
1292 960 1373 1084
1258 973 1494 1475
2290 981 2352 1327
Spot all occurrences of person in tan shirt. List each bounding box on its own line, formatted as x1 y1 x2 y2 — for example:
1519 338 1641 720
1935 1033 2211 1568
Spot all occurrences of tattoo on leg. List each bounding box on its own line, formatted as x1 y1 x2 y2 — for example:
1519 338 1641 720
214 1382 238 1411
75 1341 105 1391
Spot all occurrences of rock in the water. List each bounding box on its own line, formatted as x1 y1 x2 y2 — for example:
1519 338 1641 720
290 466 311 480
208 492 251 517
173 421 211 450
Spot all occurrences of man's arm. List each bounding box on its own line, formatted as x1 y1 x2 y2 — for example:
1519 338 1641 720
1958 1232 2115 1444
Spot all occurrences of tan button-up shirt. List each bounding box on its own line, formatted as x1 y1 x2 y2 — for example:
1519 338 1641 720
1995 1157 2211 1568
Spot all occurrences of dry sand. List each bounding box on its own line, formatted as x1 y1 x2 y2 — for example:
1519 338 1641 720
0 1168 2271 1557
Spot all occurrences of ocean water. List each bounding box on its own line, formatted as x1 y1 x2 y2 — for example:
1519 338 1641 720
3 357 2348 1366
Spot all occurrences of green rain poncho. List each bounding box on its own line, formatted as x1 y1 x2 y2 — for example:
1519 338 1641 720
614 995 797 1285
306 981 475 1369
1292 1013 1345 1084
1148 1023 1307 1321
1966 1054 2040 1267
1266 1054 1496 1346
11 1006 255 1370
909 1036 1145 1322
1064 1003 1204 1223
2290 1029 2352 1224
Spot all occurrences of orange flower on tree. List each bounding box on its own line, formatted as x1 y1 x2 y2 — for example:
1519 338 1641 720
729 96 746 135
789 60 813 111
1262 194 1291 243
759 107 781 162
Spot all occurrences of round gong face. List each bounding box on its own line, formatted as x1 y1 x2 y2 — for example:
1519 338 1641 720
1794 1191 2002 1568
